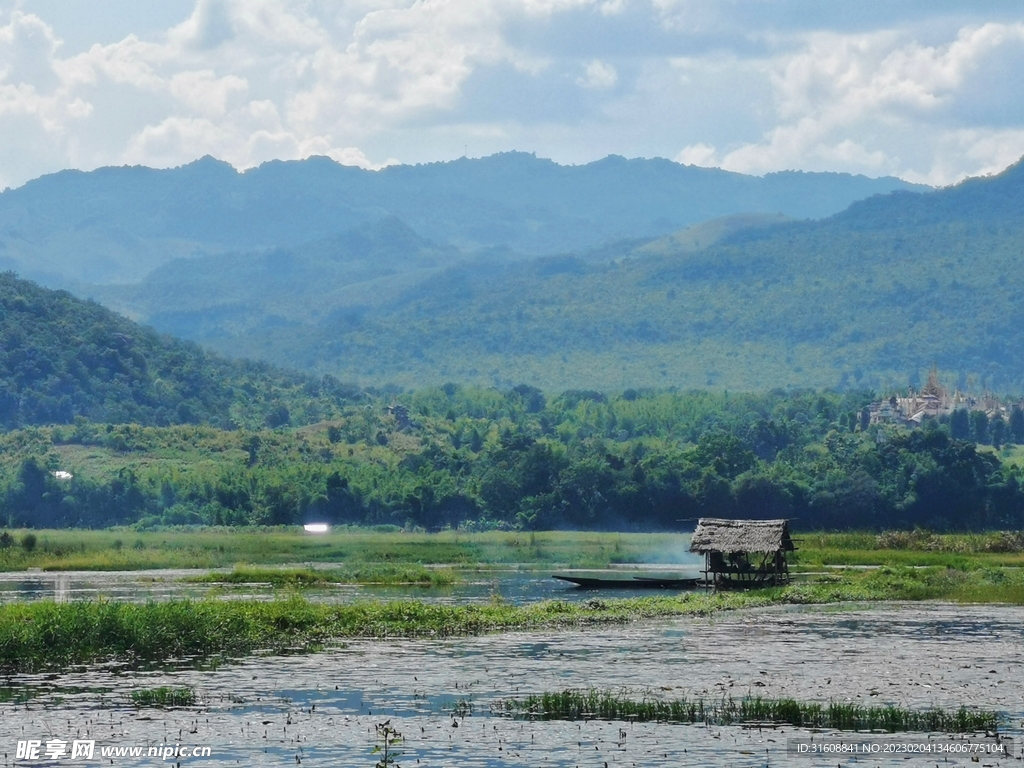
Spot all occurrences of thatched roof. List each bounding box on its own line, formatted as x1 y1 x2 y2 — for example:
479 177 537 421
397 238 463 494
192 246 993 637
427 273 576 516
689 518 794 554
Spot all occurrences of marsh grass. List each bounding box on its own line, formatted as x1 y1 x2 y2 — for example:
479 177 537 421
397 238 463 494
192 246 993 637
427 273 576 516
9 527 1024 573
184 564 457 587
5 567 1021 672
502 690 997 732
794 531 1024 570
0 528 689 572
0 591 772 672
130 686 196 708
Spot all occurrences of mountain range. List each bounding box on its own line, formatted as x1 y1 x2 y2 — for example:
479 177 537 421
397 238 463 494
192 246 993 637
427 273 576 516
9 151 1024 394
98 156 1024 394
0 152 923 286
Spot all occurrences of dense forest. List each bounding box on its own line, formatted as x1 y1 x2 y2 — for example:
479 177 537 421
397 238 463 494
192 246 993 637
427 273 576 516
2 385 1023 533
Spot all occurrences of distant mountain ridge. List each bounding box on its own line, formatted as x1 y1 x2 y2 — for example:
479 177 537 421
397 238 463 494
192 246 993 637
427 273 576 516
93 217 471 338
0 152 926 286
170 155 1024 393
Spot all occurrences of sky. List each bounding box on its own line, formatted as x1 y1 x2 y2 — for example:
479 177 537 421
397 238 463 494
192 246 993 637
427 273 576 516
2 1 1024 190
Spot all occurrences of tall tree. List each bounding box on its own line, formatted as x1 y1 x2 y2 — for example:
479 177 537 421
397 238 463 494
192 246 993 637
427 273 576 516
949 409 970 440
991 415 1006 450
970 410 989 445
1011 406 1024 444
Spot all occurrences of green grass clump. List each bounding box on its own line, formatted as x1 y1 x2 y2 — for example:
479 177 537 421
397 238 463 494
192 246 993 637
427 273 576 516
186 567 335 587
503 690 997 733
130 687 195 708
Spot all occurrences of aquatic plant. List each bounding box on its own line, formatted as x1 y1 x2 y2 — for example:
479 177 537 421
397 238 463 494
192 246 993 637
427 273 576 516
500 690 998 733
130 686 196 708
372 721 402 767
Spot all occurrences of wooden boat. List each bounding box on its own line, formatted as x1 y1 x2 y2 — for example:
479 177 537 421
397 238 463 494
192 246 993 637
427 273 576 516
552 573 700 589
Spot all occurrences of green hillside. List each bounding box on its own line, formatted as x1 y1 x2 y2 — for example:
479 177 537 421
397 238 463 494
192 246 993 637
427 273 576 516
188 157 1024 393
0 272 362 430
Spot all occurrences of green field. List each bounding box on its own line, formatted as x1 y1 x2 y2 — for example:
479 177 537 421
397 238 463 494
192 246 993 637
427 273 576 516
0 527 691 572
7 526 1024 575
793 530 1024 569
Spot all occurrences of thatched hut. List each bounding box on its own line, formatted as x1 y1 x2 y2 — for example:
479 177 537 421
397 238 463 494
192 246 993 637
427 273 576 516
689 518 795 588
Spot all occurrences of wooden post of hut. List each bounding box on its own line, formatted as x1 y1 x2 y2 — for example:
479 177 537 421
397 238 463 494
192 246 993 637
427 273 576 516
689 518 795 589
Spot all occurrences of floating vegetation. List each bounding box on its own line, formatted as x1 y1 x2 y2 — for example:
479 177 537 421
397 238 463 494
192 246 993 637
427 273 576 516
0 686 38 705
0 593 750 672
499 690 998 733
130 687 196 708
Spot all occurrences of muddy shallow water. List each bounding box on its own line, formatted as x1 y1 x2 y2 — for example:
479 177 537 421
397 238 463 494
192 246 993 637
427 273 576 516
2 602 1023 766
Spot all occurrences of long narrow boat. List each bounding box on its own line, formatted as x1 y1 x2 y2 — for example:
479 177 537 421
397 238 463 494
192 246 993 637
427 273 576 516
552 573 700 589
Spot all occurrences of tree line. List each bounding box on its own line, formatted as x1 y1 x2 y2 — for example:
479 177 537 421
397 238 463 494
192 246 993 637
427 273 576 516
2 385 1023 532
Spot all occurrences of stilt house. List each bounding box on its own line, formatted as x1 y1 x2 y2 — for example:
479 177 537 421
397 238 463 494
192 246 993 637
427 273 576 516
689 518 795 588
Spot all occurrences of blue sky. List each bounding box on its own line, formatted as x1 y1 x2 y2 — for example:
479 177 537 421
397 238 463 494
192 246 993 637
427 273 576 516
1 1 1023 189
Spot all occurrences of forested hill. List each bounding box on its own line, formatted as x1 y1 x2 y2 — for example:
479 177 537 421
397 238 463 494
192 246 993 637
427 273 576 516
0 273 360 430
833 155 1024 228
197 155 1024 393
90 217 474 337
0 153 924 285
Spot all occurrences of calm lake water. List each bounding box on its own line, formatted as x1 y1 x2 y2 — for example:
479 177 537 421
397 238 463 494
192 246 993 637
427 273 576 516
2 600 1022 767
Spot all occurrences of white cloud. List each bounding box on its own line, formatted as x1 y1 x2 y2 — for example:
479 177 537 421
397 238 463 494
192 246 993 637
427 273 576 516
577 58 617 89
324 145 397 170
0 10 60 88
694 23 1024 184
169 69 247 116
676 142 717 166
2 2 1024 188
599 0 627 16
1 1 560 182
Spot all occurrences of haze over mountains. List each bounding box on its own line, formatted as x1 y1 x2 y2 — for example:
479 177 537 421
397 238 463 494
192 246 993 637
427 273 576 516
10 150 1024 394
301 156 1018 394
88 155 1023 395
0 152 922 286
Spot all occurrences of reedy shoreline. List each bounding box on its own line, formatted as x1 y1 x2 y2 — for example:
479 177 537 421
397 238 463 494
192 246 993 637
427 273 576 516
1 565 1022 673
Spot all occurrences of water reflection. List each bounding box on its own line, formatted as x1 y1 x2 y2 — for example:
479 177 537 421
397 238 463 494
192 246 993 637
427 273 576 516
54 572 70 603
